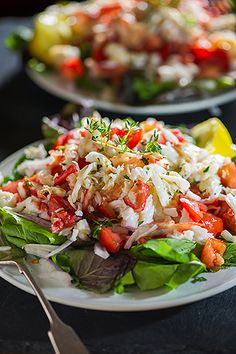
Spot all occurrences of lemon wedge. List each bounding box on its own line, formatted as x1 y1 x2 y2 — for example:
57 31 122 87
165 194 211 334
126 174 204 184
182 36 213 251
29 13 72 65
191 118 235 158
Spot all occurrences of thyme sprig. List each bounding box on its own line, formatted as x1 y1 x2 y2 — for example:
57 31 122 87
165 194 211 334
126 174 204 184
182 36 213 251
86 117 139 154
86 117 162 156
90 219 116 239
86 117 112 143
144 130 161 153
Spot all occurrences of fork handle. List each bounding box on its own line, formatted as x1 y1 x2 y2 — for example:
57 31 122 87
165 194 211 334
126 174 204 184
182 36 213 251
9 260 90 354
48 319 90 354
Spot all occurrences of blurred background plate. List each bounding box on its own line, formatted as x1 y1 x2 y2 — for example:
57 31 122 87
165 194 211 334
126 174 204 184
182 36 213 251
28 68 236 115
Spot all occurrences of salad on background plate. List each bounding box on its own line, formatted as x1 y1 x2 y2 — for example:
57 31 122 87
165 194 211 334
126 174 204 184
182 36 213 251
6 0 236 109
1 112 236 299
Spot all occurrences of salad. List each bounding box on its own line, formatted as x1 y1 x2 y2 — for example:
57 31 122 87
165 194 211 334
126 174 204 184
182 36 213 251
1 113 236 295
6 0 236 104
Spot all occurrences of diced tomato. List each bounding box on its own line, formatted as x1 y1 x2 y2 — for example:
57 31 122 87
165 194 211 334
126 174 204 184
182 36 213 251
126 129 143 149
2 180 22 194
80 130 87 138
110 127 143 149
218 201 236 233
51 210 75 234
51 165 63 176
59 57 85 80
48 195 75 216
1 180 23 205
92 46 107 62
53 130 75 149
159 43 172 61
98 3 122 17
191 41 229 72
124 180 150 212
192 41 214 61
218 162 236 189
98 3 122 24
179 197 203 222
110 128 126 140
200 212 223 236
78 157 89 169
54 164 77 186
97 202 117 219
157 132 167 145
99 227 124 253
171 129 185 143
201 238 226 270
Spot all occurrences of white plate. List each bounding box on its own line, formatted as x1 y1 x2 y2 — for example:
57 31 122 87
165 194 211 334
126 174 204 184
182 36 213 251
1 144 236 311
28 69 236 115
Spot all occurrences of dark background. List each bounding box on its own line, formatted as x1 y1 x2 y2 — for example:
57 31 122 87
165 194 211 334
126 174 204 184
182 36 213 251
0 1 55 17
1 3 236 354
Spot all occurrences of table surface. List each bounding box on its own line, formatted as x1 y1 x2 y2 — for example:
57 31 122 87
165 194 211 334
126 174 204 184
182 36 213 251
1 17 236 354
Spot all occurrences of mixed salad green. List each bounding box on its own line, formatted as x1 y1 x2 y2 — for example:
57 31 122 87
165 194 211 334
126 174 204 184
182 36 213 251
1 204 236 294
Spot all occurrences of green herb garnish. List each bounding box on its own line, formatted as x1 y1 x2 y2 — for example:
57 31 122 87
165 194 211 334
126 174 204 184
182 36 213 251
203 166 210 173
191 276 207 284
90 219 116 239
144 130 161 153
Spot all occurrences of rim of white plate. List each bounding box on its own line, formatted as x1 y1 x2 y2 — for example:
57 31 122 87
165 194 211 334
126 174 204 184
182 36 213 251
27 69 236 115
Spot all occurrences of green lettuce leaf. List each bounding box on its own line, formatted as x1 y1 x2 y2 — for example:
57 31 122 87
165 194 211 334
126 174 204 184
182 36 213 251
53 249 136 293
223 242 236 266
113 271 135 294
132 78 177 100
132 238 197 263
5 27 32 51
192 76 235 93
133 261 178 291
127 239 205 292
0 230 25 260
132 258 205 291
0 207 65 247
166 261 206 289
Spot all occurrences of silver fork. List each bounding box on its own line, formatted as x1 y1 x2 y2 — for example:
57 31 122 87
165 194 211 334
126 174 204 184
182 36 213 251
0 257 91 354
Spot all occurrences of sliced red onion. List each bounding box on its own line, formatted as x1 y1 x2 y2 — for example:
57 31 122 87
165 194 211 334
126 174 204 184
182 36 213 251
19 213 51 228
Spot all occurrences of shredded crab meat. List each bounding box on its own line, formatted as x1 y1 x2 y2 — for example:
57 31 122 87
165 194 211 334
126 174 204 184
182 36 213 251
2 113 235 270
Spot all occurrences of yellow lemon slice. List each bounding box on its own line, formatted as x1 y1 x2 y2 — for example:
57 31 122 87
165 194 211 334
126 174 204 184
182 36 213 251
29 12 72 65
191 118 235 158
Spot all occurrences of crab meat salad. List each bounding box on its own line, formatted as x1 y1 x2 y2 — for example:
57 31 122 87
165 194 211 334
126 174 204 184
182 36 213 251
7 0 236 104
1 114 236 294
